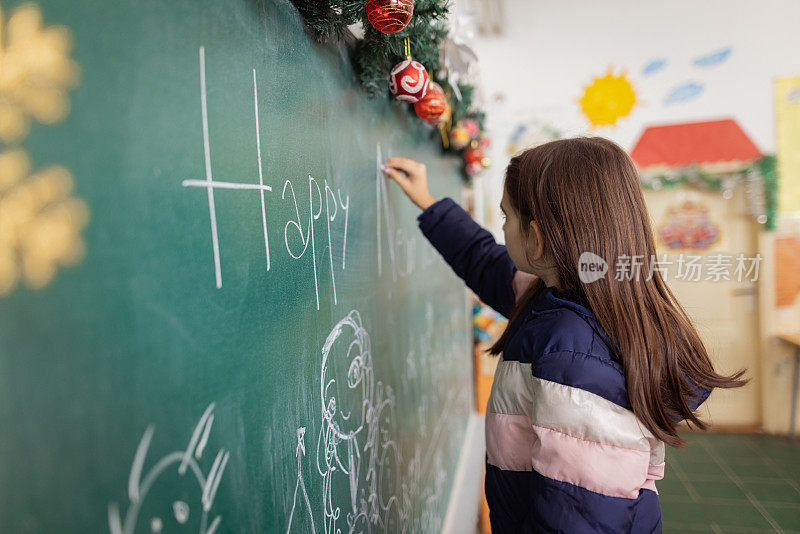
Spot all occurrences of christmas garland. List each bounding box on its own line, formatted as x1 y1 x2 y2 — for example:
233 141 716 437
290 0 489 182
639 155 778 230
758 155 778 231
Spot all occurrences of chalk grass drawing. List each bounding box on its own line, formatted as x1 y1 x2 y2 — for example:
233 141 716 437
0 2 79 143
108 403 229 534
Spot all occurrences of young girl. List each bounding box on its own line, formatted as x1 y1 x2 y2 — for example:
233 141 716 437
382 137 748 533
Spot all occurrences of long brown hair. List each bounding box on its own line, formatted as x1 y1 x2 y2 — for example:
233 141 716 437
489 137 748 448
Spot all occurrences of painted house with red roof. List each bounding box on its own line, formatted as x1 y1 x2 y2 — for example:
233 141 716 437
630 118 762 173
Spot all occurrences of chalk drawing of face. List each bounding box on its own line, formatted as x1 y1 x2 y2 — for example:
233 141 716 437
320 310 373 442
318 310 375 531
108 403 229 534
131 464 207 534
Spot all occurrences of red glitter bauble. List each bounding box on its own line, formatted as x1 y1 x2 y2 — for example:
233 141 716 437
464 144 484 165
414 83 447 123
366 0 414 34
388 59 429 103
464 142 490 176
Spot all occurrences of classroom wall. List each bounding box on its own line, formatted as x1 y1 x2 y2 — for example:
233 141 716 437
465 0 800 432
467 0 800 235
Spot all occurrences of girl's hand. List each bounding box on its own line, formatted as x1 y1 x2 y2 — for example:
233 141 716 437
382 157 437 210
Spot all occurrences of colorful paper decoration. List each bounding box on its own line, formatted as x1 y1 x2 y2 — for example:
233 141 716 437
658 199 720 251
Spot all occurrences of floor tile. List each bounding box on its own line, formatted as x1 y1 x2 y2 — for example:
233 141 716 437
761 503 800 531
670 446 713 462
672 458 729 478
726 459 782 478
661 500 710 525
661 434 800 531
657 479 690 498
704 440 758 458
740 475 792 484
661 486 693 499
746 480 800 504
698 502 776 529
692 479 749 501
660 524 716 533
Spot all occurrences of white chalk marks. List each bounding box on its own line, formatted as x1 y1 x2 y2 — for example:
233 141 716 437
173 46 468 533
183 47 272 289
106 305 468 532
183 47 349 307
282 175 349 310
286 427 315 534
296 309 461 533
108 403 228 534
376 143 419 284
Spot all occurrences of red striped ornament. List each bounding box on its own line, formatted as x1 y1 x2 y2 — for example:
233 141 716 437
366 0 414 34
388 59 429 103
414 82 447 123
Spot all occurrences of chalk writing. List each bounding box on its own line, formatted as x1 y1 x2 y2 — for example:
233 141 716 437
182 47 350 309
282 174 349 310
376 143 417 284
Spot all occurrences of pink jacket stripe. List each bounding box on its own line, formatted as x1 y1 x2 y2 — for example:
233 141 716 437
485 359 665 499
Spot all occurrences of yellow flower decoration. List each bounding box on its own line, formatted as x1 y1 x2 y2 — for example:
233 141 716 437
0 149 89 295
579 68 637 128
0 2 79 144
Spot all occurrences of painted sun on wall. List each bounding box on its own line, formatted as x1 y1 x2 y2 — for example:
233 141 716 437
578 68 637 127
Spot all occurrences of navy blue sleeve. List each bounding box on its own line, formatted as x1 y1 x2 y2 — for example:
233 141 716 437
669 370 712 423
417 197 517 318
685 371 713 411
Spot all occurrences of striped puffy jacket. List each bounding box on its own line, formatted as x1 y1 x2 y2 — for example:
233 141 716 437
418 198 711 533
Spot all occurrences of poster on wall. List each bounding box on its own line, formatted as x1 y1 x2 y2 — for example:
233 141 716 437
775 237 800 309
657 196 722 252
775 77 800 215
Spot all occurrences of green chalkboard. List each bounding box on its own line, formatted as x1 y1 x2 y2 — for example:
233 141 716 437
0 1 473 532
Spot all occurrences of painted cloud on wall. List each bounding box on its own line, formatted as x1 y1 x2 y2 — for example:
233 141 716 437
664 81 706 105
693 47 733 68
642 58 668 76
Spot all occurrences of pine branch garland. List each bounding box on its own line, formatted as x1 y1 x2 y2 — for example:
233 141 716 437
291 0 487 182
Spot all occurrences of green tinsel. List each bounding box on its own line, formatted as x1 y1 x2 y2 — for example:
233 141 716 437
290 0 487 181
757 155 778 231
639 156 779 231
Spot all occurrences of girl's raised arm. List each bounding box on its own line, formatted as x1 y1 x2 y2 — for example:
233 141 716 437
383 157 533 318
